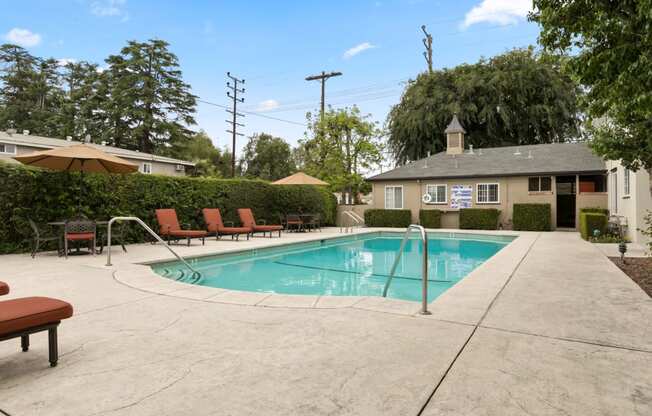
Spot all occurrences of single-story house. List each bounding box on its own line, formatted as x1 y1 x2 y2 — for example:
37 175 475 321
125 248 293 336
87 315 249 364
0 129 194 176
367 115 608 230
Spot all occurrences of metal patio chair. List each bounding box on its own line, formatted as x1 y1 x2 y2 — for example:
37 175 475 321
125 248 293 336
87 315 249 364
28 219 61 258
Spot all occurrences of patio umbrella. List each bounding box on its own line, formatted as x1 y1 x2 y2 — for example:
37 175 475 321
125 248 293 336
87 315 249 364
271 171 329 186
13 143 138 210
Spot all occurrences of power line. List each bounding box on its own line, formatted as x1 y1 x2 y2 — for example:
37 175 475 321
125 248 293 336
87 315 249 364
226 72 245 177
197 99 308 127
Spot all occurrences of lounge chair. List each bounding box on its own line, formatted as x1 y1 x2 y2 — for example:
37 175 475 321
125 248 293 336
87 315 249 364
0 281 73 367
202 208 251 240
237 208 283 238
155 209 207 246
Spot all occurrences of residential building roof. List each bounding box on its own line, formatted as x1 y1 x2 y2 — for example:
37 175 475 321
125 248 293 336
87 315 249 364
368 142 606 181
0 131 195 166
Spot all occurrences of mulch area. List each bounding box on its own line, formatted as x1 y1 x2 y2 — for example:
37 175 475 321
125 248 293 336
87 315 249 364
609 257 652 297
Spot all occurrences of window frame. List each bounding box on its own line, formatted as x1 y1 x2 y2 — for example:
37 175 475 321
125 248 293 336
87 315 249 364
528 176 552 193
0 142 17 155
476 183 500 204
384 185 404 210
623 168 631 197
425 184 447 205
141 162 152 175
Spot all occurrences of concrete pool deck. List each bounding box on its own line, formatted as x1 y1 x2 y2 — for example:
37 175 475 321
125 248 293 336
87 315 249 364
0 229 650 415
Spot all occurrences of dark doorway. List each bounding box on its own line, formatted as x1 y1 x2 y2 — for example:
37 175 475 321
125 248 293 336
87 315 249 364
556 176 576 228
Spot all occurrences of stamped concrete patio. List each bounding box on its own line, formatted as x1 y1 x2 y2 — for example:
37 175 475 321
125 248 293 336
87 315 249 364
0 229 650 415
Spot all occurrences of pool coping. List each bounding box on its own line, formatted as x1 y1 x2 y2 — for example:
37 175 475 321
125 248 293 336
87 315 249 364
113 228 538 322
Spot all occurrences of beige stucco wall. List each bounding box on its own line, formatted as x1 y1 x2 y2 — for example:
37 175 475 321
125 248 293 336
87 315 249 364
372 175 607 230
606 160 652 244
0 143 188 177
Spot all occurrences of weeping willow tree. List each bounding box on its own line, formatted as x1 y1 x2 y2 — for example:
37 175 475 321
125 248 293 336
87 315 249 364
386 47 582 164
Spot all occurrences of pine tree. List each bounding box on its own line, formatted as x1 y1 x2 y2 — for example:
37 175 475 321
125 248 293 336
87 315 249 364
105 39 197 153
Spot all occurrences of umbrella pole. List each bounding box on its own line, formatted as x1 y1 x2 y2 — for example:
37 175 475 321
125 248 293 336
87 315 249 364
79 160 84 214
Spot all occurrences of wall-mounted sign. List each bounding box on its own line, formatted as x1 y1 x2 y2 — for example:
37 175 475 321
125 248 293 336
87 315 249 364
450 185 472 209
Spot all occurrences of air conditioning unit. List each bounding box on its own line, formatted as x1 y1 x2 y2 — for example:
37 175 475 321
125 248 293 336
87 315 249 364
175 164 185 172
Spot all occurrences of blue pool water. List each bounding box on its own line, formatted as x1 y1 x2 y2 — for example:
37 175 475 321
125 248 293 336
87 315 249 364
151 232 515 302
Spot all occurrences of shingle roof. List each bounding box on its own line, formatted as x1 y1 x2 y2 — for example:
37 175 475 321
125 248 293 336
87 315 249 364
0 131 195 166
368 142 605 181
444 114 466 134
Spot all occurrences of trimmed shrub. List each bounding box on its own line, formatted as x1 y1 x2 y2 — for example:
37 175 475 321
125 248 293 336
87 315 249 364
459 208 501 230
580 207 609 216
580 212 607 240
0 162 337 254
513 204 551 231
364 209 411 228
419 209 442 229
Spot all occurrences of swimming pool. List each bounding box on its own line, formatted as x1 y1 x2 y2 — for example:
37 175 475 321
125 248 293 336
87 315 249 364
151 232 515 302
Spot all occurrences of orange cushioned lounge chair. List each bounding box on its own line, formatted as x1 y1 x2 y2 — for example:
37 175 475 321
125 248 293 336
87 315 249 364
155 209 207 246
202 208 251 241
237 208 283 238
0 281 73 367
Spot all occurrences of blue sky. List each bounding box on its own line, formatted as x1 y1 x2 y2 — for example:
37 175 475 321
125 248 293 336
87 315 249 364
2 0 538 159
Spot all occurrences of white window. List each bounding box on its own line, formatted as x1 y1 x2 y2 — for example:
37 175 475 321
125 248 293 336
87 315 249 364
141 162 152 174
0 143 16 154
384 186 403 209
425 184 447 204
477 183 499 204
623 168 630 196
610 170 618 213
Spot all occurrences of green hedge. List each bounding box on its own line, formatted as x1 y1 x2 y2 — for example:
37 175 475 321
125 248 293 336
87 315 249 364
0 162 337 254
513 204 551 231
364 209 412 227
419 210 442 228
580 207 609 216
459 208 501 230
580 212 607 240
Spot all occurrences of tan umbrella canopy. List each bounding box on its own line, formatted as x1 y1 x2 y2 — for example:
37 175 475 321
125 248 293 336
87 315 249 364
272 171 329 186
13 143 138 173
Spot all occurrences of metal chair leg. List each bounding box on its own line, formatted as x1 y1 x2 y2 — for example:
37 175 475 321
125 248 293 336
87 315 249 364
21 334 29 352
48 326 58 367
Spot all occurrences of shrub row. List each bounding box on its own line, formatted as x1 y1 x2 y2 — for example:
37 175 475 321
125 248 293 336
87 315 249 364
580 207 609 216
512 203 551 231
580 212 608 240
0 162 337 254
419 209 442 228
459 208 501 230
364 209 411 227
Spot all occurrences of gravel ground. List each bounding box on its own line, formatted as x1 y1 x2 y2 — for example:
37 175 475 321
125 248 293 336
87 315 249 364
609 256 652 297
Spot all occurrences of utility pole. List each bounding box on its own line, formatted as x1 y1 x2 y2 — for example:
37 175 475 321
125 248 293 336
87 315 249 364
226 72 245 178
305 71 342 121
421 25 433 74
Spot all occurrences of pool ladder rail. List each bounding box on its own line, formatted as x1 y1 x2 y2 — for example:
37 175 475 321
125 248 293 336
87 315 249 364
105 216 201 282
382 224 431 315
340 210 364 233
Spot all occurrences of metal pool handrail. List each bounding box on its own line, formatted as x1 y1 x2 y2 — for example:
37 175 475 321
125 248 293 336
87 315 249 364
340 211 364 233
105 216 200 279
382 224 431 315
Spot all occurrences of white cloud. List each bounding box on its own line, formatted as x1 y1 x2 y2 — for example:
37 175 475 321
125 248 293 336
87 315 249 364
343 42 376 59
91 0 128 20
256 99 280 112
462 0 531 29
4 28 42 47
57 58 76 66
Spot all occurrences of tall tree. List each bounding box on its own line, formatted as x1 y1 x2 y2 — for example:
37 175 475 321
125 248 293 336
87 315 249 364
105 39 197 153
240 133 296 181
531 1 652 170
387 47 582 164
57 61 103 140
298 106 382 202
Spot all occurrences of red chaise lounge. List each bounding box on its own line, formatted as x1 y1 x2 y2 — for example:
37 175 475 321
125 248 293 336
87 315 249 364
237 208 283 238
155 209 207 246
202 208 251 240
0 281 73 367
